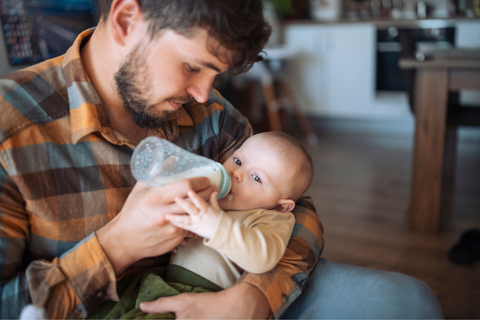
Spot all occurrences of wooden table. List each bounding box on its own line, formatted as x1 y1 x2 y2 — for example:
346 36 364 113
399 57 480 233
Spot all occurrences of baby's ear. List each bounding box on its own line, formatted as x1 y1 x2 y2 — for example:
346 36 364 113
274 199 296 213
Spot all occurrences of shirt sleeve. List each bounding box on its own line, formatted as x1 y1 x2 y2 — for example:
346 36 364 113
237 197 324 319
0 164 118 319
204 210 295 274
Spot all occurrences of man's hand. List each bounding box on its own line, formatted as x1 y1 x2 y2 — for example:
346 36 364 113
139 282 271 319
170 231 195 254
96 177 217 275
167 190 222 239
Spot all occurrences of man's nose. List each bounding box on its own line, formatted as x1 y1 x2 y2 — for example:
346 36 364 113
186 74 215 103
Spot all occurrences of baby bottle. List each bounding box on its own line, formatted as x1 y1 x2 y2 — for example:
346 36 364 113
130 136 231 199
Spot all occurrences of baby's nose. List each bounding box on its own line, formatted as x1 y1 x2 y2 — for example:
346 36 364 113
231 169 243 182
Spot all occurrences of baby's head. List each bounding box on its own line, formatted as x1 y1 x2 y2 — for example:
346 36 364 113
218 132 313 213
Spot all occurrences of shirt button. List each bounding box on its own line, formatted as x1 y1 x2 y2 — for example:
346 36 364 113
96 291 105 299
281 295 288 304
74 305 86 317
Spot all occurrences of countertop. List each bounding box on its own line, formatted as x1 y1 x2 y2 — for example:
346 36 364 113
284 17 480 29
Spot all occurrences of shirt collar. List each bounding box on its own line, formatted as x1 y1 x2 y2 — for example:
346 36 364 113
174 105 194 127
63 28 194 146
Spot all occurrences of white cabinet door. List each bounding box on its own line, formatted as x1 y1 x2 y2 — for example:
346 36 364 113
455 20 480 47
455 20 480 105
285 23 376 117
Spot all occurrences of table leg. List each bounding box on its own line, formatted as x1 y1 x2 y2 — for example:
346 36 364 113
261 83 282 132
409 68 449 233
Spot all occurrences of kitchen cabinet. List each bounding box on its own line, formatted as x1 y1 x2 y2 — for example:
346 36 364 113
284 20 480 119
456 20 480 47
455 20 480 105
284 23 377 118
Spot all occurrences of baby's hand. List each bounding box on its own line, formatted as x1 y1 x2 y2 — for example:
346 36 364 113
167 190 223 239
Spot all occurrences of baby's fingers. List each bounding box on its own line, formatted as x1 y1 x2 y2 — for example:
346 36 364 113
174 196 199 215
209 191 220 208
166 213 193 229
187 190 210 210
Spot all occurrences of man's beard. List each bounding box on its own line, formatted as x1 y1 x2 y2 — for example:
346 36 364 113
114 45 187 129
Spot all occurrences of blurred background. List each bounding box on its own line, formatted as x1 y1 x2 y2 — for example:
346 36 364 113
1 0 480 318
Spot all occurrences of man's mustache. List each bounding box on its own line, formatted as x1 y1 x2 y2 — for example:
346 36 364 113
170 95 194 104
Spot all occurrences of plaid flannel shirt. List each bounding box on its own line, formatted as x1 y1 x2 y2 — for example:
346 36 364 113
0 28 324 319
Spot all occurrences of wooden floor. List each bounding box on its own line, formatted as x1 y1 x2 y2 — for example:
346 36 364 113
282 117 480 319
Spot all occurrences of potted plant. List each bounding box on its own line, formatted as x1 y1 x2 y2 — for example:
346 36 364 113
262 0 293 45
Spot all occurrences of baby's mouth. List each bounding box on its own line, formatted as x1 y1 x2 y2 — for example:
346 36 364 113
224 187 233 199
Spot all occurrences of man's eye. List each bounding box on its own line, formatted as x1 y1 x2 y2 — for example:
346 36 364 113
186 65 199 73
234 158 241 166
252 175 261 183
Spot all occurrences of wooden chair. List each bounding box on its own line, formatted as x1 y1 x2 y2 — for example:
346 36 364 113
235 47 319 145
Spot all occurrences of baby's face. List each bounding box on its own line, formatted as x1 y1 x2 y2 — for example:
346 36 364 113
218 135 295 211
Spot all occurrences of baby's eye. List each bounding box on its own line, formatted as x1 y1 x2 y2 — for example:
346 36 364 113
252 174 262 183
234 158 242 166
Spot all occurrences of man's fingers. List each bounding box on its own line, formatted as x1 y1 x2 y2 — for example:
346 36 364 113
153 202 189 215
148 177 211 205
140 297 182 314
209 191 220 207
166 214 192 229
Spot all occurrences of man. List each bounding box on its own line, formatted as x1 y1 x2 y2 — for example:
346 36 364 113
0 0 322 318
0 0 443 319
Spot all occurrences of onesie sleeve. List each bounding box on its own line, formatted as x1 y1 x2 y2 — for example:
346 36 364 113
238 197 324 319
204 209 295 274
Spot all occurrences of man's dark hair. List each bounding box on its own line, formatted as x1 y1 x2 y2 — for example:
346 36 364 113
98 0 272 74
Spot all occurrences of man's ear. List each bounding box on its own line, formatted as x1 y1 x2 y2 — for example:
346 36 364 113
109 0 141 47
274 199 296 213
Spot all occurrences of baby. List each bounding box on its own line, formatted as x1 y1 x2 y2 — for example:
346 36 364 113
89 131 313 319
167 131 313 289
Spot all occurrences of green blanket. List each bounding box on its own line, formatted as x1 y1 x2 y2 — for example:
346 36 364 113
88 265 222 319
